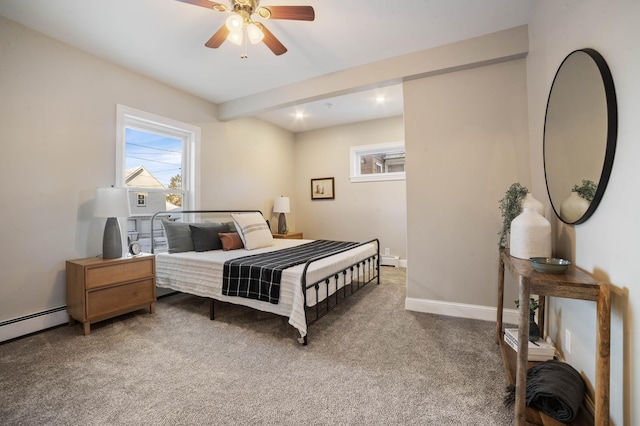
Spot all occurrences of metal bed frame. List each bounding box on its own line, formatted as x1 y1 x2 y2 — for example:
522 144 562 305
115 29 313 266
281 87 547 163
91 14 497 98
150 210 380 345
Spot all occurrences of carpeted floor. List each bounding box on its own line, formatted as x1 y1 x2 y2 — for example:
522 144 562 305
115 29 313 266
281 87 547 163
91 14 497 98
0 267 512 425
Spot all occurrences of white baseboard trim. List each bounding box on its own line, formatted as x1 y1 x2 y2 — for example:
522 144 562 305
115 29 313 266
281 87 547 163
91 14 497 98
0 307 68 343
405 297 519 324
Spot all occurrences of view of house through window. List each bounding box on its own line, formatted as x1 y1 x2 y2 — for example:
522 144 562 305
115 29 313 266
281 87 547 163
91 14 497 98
125 128 183 209
350 141 406 182
116 105 199 253
360 152 405 175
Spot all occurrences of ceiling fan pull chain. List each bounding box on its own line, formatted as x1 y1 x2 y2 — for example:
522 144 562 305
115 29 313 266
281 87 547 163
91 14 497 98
241 26 249 59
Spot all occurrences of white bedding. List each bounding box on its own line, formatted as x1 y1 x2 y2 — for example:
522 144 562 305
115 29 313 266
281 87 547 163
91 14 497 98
155 239 377 338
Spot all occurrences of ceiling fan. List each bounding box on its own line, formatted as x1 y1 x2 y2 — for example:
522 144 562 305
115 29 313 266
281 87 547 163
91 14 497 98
177 0 315 57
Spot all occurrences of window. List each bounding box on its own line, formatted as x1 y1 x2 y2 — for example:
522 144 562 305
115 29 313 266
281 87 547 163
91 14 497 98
116 105 200 252
350 141 406 182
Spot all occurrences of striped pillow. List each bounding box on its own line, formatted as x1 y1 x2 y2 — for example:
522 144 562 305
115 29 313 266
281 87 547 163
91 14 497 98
231 212 274 250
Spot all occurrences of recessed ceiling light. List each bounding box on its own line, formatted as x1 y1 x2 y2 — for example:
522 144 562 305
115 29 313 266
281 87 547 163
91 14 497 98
375 96 386 104
295 112 305 119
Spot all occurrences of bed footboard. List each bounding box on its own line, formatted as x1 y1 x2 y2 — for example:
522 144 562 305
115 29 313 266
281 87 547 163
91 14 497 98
300 238 380 345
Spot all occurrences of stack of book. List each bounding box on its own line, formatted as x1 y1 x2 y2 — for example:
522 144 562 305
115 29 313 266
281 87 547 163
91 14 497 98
503 328 556 361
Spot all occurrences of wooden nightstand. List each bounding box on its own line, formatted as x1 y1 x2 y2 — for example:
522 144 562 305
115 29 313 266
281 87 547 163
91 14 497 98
272 232 303 239
66 254 156 335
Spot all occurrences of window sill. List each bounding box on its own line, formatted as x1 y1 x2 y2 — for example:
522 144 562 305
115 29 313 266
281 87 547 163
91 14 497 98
350 173 406 183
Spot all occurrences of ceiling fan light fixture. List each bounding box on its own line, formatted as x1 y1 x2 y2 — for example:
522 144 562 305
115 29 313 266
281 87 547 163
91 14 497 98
179 0 315 56
227 28 243 45
246 23 264 44
225 14 244 31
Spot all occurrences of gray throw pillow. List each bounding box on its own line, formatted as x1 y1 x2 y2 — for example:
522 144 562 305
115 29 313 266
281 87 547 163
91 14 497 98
162 219 229 253
161 219 193 253
190 224 228 252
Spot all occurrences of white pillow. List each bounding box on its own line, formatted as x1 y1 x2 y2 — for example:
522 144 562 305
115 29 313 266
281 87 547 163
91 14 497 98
230 212 274 250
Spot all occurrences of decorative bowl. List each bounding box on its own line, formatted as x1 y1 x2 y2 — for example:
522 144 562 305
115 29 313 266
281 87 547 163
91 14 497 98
529 257 571 273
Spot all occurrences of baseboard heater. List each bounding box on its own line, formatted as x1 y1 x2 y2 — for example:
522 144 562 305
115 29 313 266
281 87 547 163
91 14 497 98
380 255 399 267
0 306 68 343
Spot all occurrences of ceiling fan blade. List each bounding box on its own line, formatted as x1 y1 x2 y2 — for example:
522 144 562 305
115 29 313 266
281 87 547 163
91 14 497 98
175 0 228 12
258 5 315 21
205 25 230 48
256 23 287 56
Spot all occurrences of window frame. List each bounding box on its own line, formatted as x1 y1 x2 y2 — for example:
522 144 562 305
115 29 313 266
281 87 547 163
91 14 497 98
115 104 201 214
349 141 406 183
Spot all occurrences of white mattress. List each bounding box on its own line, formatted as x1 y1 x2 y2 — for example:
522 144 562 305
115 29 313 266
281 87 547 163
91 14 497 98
155 239 377 338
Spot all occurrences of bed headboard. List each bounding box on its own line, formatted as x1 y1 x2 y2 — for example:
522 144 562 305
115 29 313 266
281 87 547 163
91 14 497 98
149 210 265 254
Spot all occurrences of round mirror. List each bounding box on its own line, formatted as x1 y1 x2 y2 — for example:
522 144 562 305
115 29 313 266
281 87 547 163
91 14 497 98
544 49 617 224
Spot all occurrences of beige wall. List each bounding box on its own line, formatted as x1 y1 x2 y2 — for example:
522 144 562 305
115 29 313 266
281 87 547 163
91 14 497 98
404 59 530 310
199 117 296 230
293 116 407 259
527 1 640 424
0 17 293 326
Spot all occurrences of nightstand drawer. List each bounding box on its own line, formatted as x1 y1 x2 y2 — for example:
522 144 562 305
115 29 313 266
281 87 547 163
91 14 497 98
86 258 154 289
87 278 155 319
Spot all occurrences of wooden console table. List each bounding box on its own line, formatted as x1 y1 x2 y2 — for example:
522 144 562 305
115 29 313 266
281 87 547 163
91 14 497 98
496 250 611 425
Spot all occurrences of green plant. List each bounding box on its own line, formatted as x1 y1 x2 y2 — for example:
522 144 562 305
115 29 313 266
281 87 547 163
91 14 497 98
572 179 597 202
498 183 529 247
514 298 539 315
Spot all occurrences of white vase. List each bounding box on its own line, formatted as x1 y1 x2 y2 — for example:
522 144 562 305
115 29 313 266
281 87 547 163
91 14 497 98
560 192 590 223
510 207 552 259
522 193 544 216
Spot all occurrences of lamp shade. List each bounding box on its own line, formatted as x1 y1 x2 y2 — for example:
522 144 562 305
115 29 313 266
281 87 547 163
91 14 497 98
247 23 264 44
94 187 131 218
227 29 243 45
225 14 243 31
273 196 290 213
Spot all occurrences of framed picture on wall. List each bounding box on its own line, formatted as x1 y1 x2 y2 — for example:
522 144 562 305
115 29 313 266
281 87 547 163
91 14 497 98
311 177 335 200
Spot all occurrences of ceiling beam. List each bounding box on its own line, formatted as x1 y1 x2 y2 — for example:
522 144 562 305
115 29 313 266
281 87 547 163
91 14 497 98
217 25 529 121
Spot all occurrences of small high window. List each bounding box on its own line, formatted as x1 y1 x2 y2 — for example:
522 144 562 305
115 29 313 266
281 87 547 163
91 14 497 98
350 141 406 182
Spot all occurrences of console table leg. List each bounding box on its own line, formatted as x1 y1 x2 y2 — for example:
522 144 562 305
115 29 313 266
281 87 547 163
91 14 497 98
496 256 505 344
595 284 611 425
515 276 531 425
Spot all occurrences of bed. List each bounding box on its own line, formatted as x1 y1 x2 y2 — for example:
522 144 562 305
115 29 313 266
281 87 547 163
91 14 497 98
150 210 379 345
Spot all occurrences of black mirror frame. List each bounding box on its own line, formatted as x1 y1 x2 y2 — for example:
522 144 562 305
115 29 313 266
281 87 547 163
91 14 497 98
543 48 618 225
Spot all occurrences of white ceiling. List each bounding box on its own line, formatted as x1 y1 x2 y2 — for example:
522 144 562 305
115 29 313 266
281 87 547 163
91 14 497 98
0 0 536 132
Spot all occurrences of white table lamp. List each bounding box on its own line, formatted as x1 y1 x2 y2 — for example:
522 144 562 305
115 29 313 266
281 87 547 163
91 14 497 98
273 196 290 234
94 187 131 259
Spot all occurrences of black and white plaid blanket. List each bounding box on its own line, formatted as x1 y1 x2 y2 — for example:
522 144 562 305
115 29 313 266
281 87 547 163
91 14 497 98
222 240 358 304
